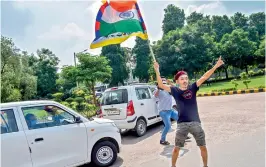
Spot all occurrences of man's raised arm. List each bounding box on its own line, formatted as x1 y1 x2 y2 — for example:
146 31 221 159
196 56 224 87
154 61 171 92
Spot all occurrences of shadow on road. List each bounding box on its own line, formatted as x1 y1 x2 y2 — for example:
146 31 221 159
121 122 165 145
160 145 189 159
83 157 124 167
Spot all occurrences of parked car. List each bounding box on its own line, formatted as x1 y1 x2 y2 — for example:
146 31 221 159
1 100 121 167
99 84 162 137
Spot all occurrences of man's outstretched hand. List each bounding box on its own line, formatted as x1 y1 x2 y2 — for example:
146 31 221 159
215 56 224 68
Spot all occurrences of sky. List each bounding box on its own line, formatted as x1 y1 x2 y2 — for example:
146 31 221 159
1 0 265 67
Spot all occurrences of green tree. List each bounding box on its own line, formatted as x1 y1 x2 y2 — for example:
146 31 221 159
219 29 257 73
162 4 185 34
186 12 204 25
101 45 128 86
1 36 37 102
133 37 151 82
153 30 182 77
195 16 212 35
231 12 248 30
154 23 215 78
249 12 265 37
32 48 59 97
77 54 112 104
255 36 266 65
211 15 233 41
247 26 259 43
20 54 38 100
175 25 215 76
58 65 79 92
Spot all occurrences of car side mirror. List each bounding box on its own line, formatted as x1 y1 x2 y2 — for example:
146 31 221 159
74 116 83 123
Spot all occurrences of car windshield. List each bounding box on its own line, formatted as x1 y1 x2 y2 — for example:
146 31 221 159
101 89 128 105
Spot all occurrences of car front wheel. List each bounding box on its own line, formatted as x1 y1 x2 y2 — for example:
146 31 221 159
92 141 118 167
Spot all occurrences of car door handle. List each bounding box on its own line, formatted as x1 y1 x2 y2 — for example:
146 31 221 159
35 138 44 142
141 103 144 105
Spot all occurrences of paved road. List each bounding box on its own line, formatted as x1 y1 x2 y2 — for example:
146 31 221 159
88 93 265 167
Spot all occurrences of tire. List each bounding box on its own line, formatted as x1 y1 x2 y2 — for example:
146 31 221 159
135 118 147 137
91 141 118 167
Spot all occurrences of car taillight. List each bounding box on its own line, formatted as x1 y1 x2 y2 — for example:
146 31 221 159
127 100 135 116
98 107 103 118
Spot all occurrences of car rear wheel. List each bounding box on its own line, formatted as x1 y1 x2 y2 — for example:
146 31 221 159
92 141 118 167
135 118 147 137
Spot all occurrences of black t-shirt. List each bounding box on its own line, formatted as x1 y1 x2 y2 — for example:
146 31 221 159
170 82 201 123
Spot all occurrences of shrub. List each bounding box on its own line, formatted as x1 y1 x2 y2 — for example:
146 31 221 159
70 101 78 109
84 95 94 103
231 79 239 90
65 97 74 103
256 69 264 75
211 88 236 93
52 92 64 102
243 80 251 89
248 70 255 77
239 72 251 89
75 97 84 104
6 89 22 102
257 85 265 89
60 101 70 107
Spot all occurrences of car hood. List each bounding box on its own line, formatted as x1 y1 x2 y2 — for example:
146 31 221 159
92 118 114 124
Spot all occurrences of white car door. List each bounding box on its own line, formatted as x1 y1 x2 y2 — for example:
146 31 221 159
1 107 33 167
19 104 88 167
149 86 161 120
134 87 157 125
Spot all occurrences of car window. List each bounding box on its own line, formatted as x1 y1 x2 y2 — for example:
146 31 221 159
101 89 128 105
22 105 75 130
149 87 156 94
1 109 19 134
135 88 151 100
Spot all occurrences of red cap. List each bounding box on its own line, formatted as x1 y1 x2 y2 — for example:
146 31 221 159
174 71 187 81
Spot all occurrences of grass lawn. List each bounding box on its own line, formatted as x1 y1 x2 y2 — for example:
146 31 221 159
198 75 265 93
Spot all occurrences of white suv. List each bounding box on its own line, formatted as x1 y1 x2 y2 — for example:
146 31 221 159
1 100 121 167
99 84 162 137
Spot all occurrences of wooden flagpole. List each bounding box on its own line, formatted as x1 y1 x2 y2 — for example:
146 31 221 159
148 40 156 62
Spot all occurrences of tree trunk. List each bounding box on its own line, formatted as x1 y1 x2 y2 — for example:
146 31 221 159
91 81 97 106
245 66 248 74
224 67 229 79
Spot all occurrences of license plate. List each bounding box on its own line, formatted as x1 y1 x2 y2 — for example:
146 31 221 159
105 108 120 115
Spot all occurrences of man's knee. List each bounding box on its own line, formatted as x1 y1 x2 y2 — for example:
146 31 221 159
173 146 180 153
199 146 207 154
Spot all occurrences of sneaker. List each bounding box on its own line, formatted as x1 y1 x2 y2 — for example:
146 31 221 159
160 140 170 145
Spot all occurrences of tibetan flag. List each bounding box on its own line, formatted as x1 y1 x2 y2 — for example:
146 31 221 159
90 0 148 49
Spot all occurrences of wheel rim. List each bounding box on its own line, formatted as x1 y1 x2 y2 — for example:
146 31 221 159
96 146 114 165
138 121 146 134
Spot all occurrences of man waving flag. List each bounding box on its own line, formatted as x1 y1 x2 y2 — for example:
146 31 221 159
90 0 148 49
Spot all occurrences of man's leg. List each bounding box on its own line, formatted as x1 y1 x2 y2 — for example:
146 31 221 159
172 146 180 167
172 123 189 167
199 146 208 167
189 122 208 167
159 111 171 144
170 109 179 121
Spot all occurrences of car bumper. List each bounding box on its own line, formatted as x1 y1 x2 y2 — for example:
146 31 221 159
113 116 137 130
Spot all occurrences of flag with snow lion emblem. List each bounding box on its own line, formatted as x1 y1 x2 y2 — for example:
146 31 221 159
90 0 148 49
